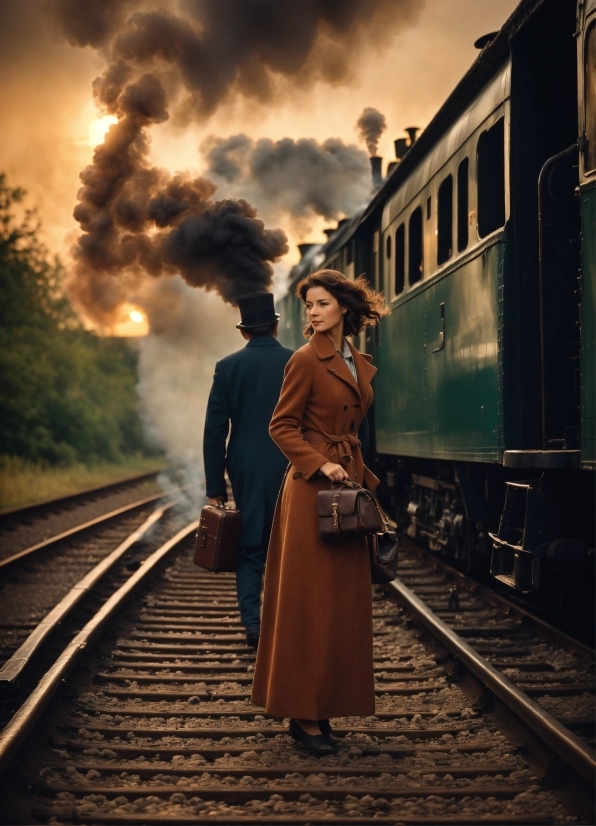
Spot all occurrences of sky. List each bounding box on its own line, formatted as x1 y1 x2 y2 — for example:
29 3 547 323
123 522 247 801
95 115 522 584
0 0 519 266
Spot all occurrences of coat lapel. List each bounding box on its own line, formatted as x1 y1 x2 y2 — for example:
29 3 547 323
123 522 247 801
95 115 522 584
348 340 377 391
309 333 376 403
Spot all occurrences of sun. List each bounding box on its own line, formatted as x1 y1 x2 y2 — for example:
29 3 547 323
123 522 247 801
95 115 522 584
88 115 118 147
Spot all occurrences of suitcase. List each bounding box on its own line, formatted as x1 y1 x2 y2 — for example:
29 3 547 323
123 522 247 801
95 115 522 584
193 504 242 572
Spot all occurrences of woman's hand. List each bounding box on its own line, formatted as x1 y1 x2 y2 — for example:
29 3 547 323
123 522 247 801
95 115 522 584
319 461 350 483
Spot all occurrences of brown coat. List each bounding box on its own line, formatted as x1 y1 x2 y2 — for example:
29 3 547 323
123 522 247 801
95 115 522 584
251 332 379 720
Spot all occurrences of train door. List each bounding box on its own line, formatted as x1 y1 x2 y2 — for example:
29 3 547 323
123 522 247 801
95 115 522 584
424 134 504 463
373 216 430 458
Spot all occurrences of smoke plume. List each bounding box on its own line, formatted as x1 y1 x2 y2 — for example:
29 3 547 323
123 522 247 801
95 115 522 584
46 0 424 120
202 133 371 226
46 1 423 322
68 71 288 325
357 107 387 156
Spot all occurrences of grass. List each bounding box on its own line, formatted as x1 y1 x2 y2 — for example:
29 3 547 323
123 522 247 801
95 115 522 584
0 455 166 511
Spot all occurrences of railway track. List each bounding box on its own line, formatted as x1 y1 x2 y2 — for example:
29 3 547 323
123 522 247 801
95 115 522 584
0 480 171 693
391 538 595 776
0 532 591 824
0 470 162 565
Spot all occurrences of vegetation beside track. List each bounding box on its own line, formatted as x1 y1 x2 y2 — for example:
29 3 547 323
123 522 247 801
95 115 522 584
0 455 164 510
0 175 163 500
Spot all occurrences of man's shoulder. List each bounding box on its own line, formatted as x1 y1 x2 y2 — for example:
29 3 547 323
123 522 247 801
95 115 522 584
215 347 246 372
218 341 294 370
241 340 294 362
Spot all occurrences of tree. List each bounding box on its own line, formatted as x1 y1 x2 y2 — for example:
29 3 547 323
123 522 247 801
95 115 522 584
0 175 151 464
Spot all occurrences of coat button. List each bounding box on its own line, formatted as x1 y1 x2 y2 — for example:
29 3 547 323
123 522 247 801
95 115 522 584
350 421 355 431
343 405 348 411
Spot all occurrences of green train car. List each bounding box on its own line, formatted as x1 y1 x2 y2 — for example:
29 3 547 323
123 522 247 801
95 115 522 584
278 0 595 623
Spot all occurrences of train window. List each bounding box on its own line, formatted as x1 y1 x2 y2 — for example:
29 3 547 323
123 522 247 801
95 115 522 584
437 174 453 265
457 157 469 251
477 118 505 237
395 223 405 295
585 22 596 172
426 196 432 220
408 207 423 285
386 234 392 259
346 240 354 266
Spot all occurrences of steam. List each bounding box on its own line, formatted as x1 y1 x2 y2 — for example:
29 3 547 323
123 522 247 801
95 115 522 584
357 107 387 156
202 133 371 226
135 278 239 513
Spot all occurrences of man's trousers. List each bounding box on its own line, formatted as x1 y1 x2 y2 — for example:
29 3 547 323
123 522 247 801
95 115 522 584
236 542 267 632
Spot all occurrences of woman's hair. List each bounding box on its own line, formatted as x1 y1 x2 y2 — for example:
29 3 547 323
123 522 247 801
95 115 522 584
296 269 390 338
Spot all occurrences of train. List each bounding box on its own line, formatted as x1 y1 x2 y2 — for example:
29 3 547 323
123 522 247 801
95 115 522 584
278 0 595 627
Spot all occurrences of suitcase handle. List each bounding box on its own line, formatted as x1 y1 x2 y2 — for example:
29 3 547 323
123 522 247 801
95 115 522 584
199 525 208 547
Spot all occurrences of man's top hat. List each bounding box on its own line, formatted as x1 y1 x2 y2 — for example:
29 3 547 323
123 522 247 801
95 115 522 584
236 292 280 329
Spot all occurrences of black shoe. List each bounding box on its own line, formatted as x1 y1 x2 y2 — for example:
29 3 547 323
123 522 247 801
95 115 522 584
318 719 339 750
245 630 260 648
289 719 335 756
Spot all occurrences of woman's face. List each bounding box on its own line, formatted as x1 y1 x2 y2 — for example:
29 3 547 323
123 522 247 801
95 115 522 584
305 286 345 333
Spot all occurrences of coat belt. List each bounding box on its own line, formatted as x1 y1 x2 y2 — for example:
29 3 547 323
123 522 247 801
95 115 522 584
302 429 361 468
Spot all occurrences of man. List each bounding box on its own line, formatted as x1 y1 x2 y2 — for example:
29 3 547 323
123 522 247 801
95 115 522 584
203 292 293 647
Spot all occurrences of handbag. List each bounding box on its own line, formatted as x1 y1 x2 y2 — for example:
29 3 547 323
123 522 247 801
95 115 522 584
317 480 384 540
368 529 399 583
193 502 242 572
317 479 399 582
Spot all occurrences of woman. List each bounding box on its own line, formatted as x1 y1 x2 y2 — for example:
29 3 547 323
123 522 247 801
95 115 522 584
251 269 390 755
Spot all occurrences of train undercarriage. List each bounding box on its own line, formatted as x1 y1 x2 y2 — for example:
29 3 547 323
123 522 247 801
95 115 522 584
376 454 595 639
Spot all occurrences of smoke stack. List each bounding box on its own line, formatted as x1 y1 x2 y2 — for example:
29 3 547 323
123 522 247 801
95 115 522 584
337 218 349 229
474 32 498 50
323 228 336 239
298 243 317 259
394 138 408 160
394 127 420 162
387 161 398 176
370 156 383 189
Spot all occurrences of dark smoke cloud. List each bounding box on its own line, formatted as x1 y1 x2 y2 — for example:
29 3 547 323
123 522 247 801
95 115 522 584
46 0 424 119
202 133 371 223
68 72 287 325
357 107 387 156
45 0 422 323
44 0 143 49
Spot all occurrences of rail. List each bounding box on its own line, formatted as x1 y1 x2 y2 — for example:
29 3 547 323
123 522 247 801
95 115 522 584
0 492 164 571
0 501 175 690
0 519 199 775
390 576 596 788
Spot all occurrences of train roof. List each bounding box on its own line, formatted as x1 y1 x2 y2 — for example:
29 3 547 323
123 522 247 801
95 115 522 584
358 0 552 227
318 209 364 259
285 0 561 290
